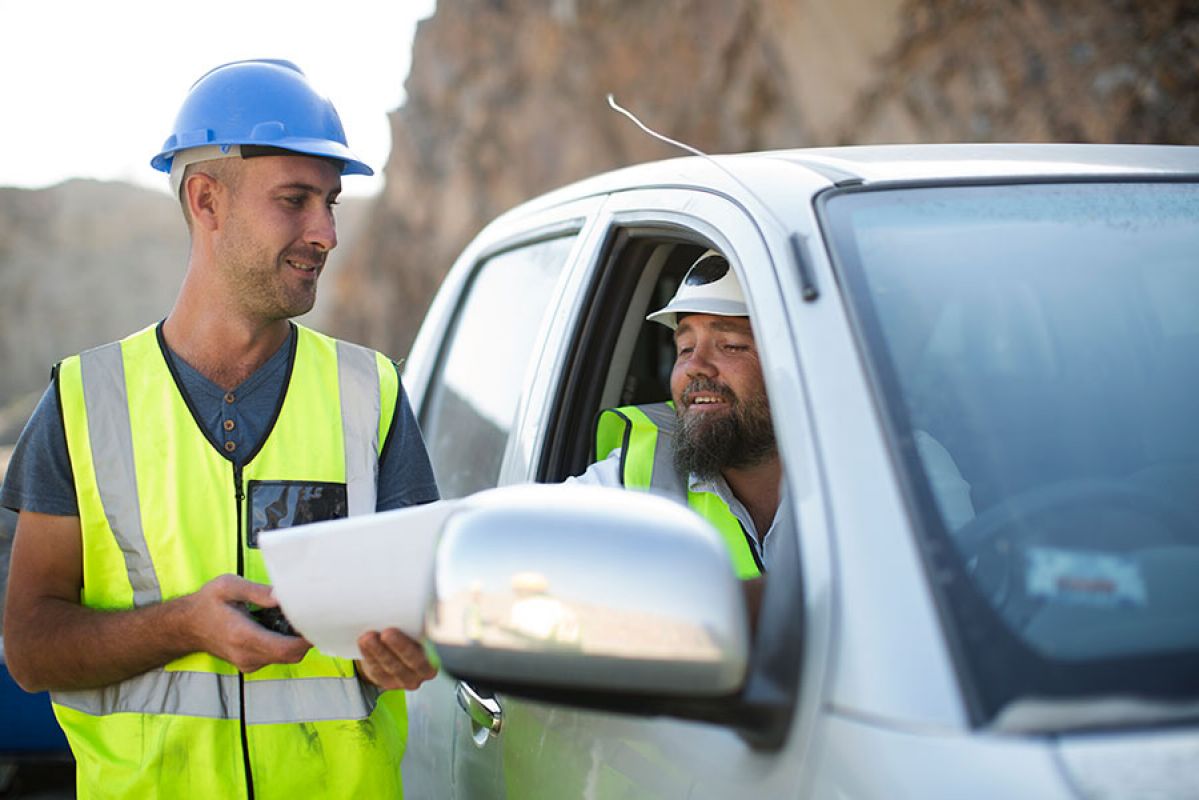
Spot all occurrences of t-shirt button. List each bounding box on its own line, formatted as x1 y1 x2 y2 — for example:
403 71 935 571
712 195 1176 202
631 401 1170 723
223 419 235 432
224 393 236 404
224 441 236 452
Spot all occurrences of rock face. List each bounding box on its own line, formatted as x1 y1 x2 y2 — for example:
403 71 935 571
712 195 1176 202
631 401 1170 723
326 0 1199 361
851 0 1199 145
0 181 188 435
1 0 1195 424
0 183 369 443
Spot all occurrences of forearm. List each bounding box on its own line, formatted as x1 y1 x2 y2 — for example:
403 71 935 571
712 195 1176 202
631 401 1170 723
4 513 309 694
4 592 200 693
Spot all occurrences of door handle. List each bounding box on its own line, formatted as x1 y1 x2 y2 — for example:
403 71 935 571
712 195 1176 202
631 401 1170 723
456 682 503 737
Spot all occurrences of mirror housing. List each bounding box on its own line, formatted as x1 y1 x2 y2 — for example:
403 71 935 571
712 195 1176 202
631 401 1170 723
426 484 750 697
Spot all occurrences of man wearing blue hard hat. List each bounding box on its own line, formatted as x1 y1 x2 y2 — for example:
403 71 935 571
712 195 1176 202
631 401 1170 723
1 59 439 797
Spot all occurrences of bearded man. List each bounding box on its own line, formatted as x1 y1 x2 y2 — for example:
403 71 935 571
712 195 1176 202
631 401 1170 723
577 250 780 578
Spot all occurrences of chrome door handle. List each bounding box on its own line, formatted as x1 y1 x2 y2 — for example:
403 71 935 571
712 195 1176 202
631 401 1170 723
456 682 503 737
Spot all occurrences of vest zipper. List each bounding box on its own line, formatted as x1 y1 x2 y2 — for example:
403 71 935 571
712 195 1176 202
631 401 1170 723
234 464 255 800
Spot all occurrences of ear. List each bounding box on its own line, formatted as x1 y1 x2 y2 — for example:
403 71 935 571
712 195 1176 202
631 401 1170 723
184 171 223 232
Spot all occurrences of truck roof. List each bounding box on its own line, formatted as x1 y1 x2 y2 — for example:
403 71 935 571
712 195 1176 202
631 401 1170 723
495 143 1199 225
762 143 1199 184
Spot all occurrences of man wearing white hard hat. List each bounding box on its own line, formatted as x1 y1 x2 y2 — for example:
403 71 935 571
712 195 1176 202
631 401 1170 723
582 250 780 579
2 59 438 797
578 249 975 581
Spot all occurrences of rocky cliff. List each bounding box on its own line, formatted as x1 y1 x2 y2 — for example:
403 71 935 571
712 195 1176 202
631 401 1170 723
326 0 1199 360
0 181 188 439
0 184 368 443
1 0 1195 428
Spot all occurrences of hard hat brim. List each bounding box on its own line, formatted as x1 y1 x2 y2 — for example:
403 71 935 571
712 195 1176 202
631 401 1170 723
645 297 749 330
152 140 373 177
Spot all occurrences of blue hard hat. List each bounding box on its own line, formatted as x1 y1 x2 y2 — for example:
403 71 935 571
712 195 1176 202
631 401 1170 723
151 59 372 176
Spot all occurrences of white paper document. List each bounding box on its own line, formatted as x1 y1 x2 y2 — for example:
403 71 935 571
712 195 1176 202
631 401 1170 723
259 499 461 659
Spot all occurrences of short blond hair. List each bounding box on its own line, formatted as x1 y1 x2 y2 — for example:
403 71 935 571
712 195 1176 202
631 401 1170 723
177 157 244 228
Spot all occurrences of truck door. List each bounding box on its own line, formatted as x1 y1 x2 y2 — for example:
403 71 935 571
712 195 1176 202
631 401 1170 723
402 200 604 799
457 187 826 799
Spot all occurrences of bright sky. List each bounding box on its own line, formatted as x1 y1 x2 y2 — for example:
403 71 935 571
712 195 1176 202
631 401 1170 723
0 0 436 197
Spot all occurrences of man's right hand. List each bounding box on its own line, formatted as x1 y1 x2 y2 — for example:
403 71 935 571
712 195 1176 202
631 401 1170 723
3 511 310 693
185 575 311 674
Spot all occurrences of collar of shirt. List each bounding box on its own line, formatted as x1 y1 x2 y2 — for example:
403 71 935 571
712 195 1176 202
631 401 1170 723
163 325 295 465
687 471 784 568
167 326 294 404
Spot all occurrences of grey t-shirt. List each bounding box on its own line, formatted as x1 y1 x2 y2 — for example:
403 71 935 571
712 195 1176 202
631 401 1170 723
0 326 439 515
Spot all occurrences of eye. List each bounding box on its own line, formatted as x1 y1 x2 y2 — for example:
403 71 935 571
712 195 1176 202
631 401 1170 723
282 195 306 208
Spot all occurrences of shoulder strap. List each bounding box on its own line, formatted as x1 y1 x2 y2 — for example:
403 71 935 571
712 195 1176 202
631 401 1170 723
687 492 764 579
296 324 396 517
594 402 681 494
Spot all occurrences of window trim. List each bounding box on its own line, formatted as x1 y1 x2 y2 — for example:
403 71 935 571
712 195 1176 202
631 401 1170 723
528 203 807 750
419 232 582 499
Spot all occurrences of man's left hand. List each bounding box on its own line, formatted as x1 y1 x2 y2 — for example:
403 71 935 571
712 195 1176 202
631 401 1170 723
356 628 438 690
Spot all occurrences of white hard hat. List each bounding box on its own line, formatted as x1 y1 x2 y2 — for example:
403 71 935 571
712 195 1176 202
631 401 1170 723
646 250 748 330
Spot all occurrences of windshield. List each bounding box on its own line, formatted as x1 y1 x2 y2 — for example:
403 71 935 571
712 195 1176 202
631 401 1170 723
824 181 1199 726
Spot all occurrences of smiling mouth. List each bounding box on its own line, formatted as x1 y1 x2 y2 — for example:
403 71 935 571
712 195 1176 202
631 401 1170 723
684 386 735 410
682 378 735 411
284 253 326 274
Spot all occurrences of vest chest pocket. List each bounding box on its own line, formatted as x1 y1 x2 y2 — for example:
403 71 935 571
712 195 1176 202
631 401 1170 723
247 480 348 548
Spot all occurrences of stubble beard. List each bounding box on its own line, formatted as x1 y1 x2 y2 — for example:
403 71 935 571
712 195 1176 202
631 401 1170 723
221 227 321 321
673 379 777 481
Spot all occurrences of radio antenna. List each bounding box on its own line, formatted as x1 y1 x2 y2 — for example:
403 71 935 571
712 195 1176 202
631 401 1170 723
604 94 818 300
606 94 708 159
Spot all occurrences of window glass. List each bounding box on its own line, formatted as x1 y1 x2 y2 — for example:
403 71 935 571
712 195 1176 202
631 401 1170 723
422 236 576 499
826 182 1199 722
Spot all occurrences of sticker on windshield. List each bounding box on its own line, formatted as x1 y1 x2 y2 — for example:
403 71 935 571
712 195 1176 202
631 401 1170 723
1026 546 1147 608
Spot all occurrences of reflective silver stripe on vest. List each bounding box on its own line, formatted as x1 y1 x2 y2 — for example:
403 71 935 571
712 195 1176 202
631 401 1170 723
53 669 237 719
337 341 380 517
79 343 162 607
245 675 382 724
638 403 687 500
52 669 381 723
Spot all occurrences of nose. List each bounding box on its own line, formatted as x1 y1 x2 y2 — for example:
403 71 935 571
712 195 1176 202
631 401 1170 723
308 206 337 252
682 340 717 377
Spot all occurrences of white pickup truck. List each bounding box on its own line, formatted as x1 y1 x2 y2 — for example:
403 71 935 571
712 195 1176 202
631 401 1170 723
392 144 1199 798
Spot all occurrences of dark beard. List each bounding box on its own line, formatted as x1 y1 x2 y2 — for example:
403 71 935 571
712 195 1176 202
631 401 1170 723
673 380 776 481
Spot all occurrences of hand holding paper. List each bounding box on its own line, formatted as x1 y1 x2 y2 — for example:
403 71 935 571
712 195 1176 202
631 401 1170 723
259 499 460 659
356 627 439 689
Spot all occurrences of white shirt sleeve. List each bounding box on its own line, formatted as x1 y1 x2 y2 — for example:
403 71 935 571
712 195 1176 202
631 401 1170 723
565 449 625 488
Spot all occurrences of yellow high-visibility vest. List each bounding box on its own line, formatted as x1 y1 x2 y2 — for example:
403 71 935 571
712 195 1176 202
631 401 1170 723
55 322 408 799
594 403 763 579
